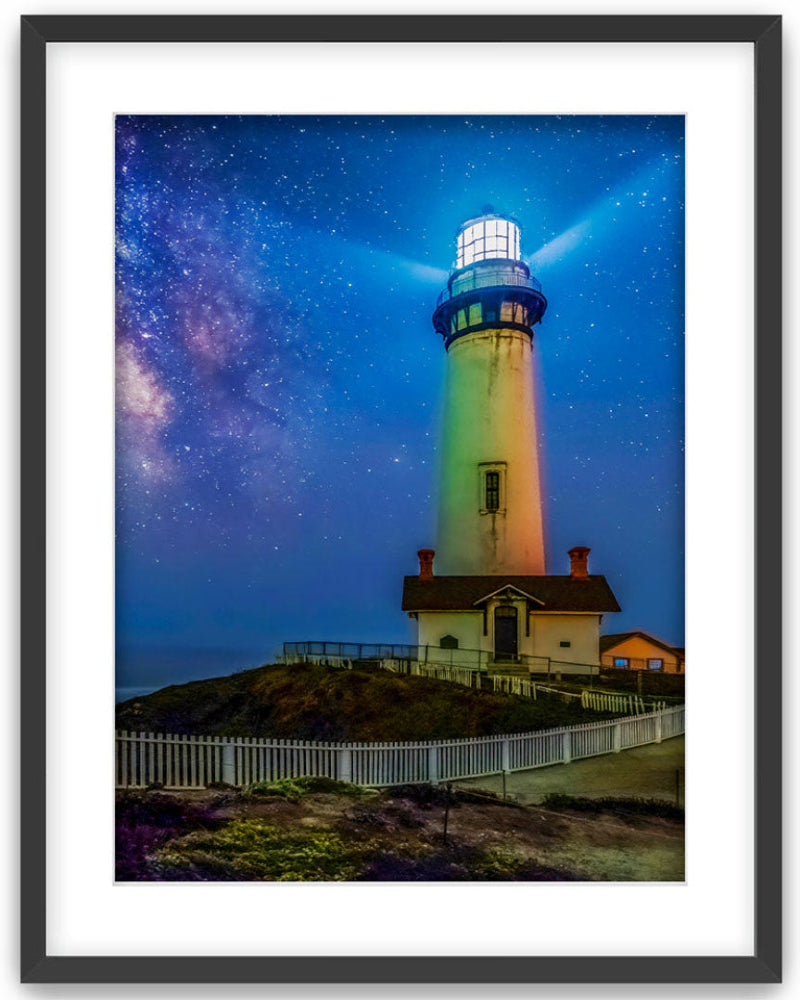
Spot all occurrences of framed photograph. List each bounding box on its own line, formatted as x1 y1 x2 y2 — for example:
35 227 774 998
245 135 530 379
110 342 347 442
21 14 781 984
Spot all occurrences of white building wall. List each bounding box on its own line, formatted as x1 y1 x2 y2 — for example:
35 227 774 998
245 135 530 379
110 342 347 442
417 611 487 666
415 606 601 672
531 614 601 668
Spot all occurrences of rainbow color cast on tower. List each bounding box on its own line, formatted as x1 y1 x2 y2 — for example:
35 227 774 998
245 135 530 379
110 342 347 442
433 210 547 576
403 211 620 672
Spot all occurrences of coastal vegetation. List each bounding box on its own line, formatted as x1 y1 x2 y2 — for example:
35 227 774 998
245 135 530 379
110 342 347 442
115 662 622 742
116 782 684 882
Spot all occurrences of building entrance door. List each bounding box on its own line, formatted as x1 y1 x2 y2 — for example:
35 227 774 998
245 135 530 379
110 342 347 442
494 605 518 660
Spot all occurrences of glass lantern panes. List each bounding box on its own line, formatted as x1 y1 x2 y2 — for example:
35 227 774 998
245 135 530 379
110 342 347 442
457 217 520 268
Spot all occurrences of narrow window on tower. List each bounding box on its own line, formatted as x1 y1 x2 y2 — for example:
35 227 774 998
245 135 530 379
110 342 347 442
479 462 506 514
485 471 500 511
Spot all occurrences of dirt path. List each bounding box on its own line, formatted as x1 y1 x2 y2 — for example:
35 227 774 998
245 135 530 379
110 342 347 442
454 736 685 804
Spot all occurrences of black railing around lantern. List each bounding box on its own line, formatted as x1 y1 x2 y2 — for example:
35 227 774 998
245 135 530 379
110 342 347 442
435 269 543 309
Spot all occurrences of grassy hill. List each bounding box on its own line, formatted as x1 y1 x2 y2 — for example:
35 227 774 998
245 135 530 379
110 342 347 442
115 662 616 742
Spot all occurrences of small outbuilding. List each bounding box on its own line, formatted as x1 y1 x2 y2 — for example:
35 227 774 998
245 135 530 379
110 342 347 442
402 547 620 675
599 631 685 674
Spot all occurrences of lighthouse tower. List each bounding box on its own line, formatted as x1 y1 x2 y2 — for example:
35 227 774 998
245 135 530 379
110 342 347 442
402 211 619 673
431 212 548 575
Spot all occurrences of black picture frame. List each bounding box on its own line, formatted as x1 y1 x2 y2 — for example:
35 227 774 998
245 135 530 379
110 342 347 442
20 14 782 985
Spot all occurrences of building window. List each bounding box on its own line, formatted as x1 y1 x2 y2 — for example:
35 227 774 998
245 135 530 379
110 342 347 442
614 657 630 669
485 471 500 511
559 640 571 648
440 635 459 650
479 462 506 514
648 658 663 671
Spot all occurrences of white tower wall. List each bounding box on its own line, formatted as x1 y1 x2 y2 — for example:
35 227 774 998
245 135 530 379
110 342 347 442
435 326 546 575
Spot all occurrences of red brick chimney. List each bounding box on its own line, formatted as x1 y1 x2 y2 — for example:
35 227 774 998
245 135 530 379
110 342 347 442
418 548 435 580
568 546 590 579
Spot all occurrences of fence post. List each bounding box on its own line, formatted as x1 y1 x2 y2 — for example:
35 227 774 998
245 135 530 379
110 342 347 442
222 740 236 785
561 730 571 764
501 738 511 773
613 721 622 753
337 748 353 783
137 732 146 787
655 713 663 744
428 745 440 784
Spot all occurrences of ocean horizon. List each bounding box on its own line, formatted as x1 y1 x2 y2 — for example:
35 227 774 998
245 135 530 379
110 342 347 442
114 643 279 703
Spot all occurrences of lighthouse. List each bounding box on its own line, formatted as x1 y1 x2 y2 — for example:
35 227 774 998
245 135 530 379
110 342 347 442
431 212 547 575
402 211 620 675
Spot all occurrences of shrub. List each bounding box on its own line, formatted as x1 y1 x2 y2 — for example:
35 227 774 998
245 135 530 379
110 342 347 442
385 783 454 808
116 661 624 743
541 793 684 822
115 790 224 881
240 776 373 802
153 820 367 881
470 848 584 881
358 851 469 881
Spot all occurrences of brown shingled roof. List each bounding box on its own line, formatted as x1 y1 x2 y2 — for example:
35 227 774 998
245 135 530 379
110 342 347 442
599 631 681 656
402 575 621 613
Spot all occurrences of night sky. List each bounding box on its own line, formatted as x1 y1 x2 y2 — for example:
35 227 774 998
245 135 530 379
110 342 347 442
115 115 684 698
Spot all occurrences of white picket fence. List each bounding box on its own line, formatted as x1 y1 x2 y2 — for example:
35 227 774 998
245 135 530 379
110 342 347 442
490 675 539 699
580 689 666 714
115 704 684 789
401 661 483 688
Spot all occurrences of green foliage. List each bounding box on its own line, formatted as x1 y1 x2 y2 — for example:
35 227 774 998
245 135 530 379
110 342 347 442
240 776 373 802
116 789 204 827
541 793 684 821
597 670 685 697
450 786 525 809
465 848 582 881
153 820 374 881
115 662 617 742
385 783 453 808
152 816 582 882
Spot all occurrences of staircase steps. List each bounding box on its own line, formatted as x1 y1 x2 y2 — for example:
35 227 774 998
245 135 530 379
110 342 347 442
486 662 530 678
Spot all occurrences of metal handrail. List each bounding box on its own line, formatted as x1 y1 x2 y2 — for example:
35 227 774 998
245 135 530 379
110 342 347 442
282 640 596 675
436 270 543 308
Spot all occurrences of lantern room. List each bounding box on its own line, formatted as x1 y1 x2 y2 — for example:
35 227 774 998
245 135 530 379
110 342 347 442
433 211 547 349
456 214 521 268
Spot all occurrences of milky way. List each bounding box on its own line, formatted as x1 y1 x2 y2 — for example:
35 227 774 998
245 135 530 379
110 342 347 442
115 115 684 685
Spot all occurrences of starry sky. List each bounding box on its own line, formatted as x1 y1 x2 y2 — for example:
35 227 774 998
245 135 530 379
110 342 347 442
115 115 684 697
